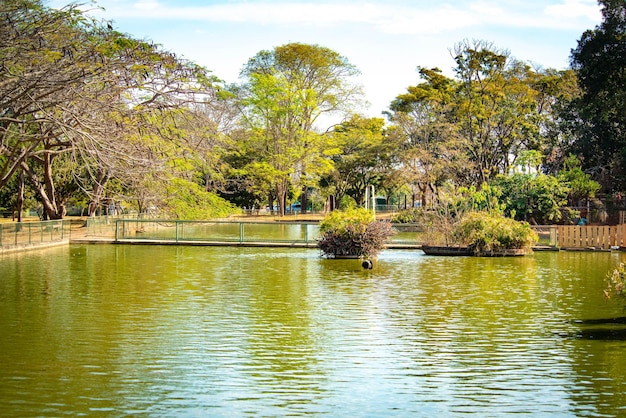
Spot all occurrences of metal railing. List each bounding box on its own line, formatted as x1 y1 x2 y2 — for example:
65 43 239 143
0 220 69 249
85 214 151 238
113 219 321 245
0 215 554 250
87 220 561 248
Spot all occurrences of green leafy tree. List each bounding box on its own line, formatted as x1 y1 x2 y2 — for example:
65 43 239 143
569 0 626 191
388 67 462 207
452 40 539 185
162 178 238 220
558 154 601 205
238 43 362 215
492 173 570 224
322 115 396 209
389 42 575 200
531 69 580 174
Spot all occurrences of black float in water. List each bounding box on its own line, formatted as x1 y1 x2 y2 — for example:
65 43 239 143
362 260 373 269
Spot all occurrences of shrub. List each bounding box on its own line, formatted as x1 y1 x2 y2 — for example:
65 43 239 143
454 211 538 254
319 208 374 234
492 173 569 224
318 208 395 258
391 208 423 223
164 178 240 219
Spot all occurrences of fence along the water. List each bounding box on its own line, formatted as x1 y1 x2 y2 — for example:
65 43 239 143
0 220 69 248
113 220 431 246
114 219 321 245
85 214 144 238
101 220 561 248
557 224 626 249
86 217 626 250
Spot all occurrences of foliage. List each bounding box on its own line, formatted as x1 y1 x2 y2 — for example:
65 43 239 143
321 115 398 208
388 41 578 193
492 173 570 224
391 208 424 223
318 208 395 258
392 184 504 245
0 1 619 222
387 67 461 206
558 155 601 204
454 211 538 254
0 171 37 215
444 183 504 215
0 0 222 220
569 0 626 192
162 178 239 220
452 40 541 184
238 43 362 215
319 208 374 234
605 262 626 300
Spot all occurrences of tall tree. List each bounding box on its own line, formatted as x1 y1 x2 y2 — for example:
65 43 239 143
569 0 626 191
238 43 362 215
388 67 462 207
321 115 395 208
0 0 224 219
452 40 539 185
530 68 580 174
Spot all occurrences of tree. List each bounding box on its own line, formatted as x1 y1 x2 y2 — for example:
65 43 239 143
321 115 396 209
1 0 225 219
558 154 601 205
388 67 462 207
529 69 580 174
0 0 112 218
492 172 570 224
452 40 539 185
569 0 626 192
238 43 362 215
388 42 572 203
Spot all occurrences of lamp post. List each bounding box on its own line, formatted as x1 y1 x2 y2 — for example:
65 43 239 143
365 184 376 219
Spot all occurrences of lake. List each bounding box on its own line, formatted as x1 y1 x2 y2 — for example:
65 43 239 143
1 245 626 416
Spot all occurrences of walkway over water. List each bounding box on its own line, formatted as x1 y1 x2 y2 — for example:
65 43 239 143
79 218 424 249
2 217 624 253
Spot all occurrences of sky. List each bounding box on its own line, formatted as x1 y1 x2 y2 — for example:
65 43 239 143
50 0 603 118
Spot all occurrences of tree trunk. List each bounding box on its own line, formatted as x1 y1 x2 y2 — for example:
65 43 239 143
16 169 24 222
324 195 333 212
88 170 109 217
276 180 288 216
300 186 308 214
20 157 63 220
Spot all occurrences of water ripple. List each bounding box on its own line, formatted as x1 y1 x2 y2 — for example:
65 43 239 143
1 247 626 416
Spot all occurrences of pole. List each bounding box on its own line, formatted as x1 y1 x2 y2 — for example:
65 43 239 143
370 185 376 219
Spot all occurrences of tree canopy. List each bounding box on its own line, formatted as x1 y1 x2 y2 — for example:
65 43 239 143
569 0 626 191
0 0 621 224
236 43 362 215
0 0 237 219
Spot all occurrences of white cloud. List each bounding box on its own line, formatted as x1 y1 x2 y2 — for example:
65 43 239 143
82 0 600 35
132 1 162 11
42 0 604 117
545 0 601 19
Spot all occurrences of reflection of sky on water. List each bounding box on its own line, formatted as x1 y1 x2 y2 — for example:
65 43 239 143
1 247 626 416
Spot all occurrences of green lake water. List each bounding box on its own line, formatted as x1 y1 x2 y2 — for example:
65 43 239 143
1 245 626 416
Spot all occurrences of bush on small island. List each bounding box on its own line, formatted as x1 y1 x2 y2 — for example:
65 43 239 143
454 211 538 255
317 208 395 259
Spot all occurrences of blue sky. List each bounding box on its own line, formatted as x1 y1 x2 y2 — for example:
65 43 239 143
51 0 602 117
